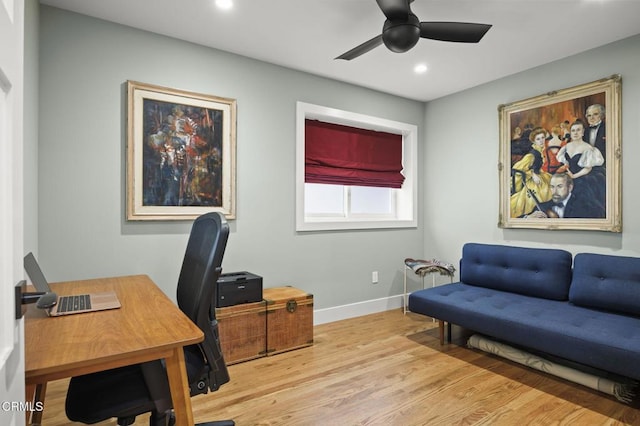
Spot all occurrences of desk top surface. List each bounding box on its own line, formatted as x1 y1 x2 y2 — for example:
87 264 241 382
25 274 204 384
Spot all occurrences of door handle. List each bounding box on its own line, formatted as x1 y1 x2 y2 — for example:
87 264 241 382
14 280 57 319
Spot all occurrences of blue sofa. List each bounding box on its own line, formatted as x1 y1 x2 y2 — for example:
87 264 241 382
408 242 640 381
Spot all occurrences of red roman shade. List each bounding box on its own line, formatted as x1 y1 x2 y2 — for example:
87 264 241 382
304 119 405 188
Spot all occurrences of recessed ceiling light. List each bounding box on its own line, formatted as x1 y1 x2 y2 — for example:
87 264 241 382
215 0 233 10
414 63 428 74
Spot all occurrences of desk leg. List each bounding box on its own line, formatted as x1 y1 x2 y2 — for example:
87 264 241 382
165 348 196 426
25 383 46 425
26 384 34 425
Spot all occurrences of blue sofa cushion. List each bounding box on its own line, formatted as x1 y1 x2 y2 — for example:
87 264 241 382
460 243 573 300
570 253 640 316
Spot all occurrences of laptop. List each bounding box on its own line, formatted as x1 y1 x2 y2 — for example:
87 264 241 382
24 252 121 316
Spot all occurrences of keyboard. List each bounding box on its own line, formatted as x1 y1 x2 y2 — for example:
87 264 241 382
57 294 91 313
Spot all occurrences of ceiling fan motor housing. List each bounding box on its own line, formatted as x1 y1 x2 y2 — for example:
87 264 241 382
382 13 420 53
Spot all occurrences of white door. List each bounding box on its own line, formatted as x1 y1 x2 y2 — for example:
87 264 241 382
0 0 26 424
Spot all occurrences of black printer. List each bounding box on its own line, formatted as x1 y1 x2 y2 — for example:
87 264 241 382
216 271 263 307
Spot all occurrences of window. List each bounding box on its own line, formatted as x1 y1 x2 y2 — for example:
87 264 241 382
296 102 417 231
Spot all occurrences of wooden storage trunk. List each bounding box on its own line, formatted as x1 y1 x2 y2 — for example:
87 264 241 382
263 286 314 356
215 300 267 364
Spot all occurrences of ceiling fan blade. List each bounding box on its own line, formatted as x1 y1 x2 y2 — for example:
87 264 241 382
335 34 384 60
376 0 411 21
420 22 492 43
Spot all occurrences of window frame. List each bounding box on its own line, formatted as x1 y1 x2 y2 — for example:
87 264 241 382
296 102 418 231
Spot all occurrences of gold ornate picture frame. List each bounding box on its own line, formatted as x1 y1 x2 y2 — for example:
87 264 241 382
126 81 236 221
498 75 621 232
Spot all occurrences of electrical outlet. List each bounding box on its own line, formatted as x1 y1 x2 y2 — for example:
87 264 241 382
372 271 379 284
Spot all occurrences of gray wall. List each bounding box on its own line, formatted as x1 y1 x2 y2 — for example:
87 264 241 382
24 0 39 255
35 5 640 314
37 6 425 310
423 34 640 265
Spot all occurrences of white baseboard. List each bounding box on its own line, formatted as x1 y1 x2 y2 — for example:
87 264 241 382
313 294 405 325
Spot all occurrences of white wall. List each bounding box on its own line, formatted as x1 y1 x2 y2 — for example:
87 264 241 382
423 35 640 267
37 6 425 313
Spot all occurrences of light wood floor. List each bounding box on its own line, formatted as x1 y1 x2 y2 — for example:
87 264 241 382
40 309 639 425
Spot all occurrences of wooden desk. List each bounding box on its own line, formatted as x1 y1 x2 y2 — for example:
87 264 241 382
25 275 204 426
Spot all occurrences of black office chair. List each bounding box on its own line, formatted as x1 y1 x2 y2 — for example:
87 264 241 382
65 212 234 426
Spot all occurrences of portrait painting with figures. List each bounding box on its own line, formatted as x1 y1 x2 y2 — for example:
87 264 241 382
498 75 621 232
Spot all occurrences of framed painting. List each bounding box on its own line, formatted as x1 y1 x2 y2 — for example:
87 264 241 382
127 81 236 220
498 75 621 232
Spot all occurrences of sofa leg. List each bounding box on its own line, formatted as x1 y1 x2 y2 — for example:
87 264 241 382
437 320 452 345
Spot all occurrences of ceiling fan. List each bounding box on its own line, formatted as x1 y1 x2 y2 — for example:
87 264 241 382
336 0 492 60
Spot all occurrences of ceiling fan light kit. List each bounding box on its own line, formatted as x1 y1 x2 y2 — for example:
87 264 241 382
383 13 421 53
336 0 492 60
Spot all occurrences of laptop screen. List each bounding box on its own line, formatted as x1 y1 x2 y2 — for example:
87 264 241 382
24 252 52 293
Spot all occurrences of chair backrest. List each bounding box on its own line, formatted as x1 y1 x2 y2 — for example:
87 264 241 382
176 212 230 390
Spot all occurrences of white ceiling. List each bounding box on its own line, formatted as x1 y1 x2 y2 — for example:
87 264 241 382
39 0 640 102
